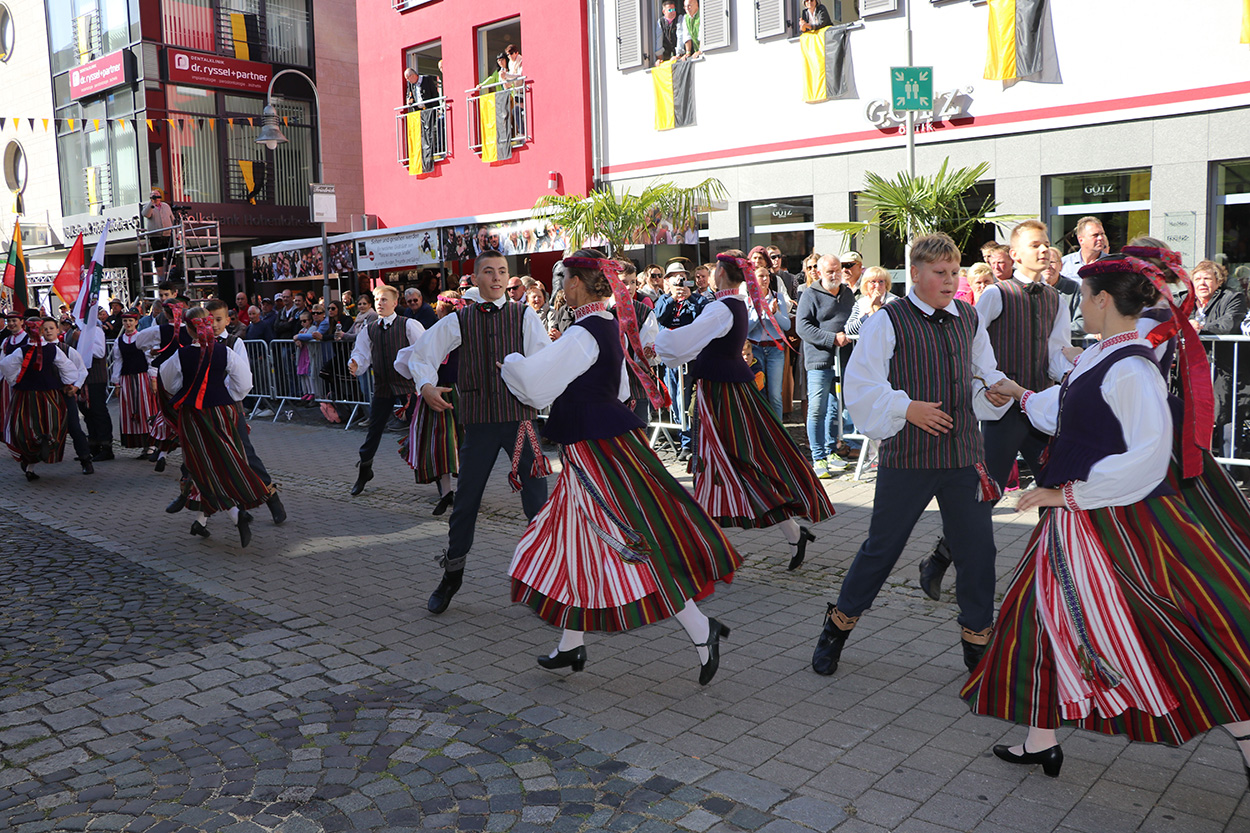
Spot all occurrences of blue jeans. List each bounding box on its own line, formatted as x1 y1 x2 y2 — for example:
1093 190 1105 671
756 341 786 419
806 366 839 462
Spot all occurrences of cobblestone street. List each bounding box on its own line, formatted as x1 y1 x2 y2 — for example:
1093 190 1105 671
1 408 1247 832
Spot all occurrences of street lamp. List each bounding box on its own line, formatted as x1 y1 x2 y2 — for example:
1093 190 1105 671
256 69 331 308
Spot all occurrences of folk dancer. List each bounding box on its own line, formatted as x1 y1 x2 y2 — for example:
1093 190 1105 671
0 317 76 481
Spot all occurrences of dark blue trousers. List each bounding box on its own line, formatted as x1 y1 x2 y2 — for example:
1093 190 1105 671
983 403 1050 489
234 406 272 486
358 390 405 463
836 465 996 631
63 393 91 461
444 420 548 572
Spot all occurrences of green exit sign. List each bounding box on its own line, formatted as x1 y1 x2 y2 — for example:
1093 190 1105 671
891 66 933 111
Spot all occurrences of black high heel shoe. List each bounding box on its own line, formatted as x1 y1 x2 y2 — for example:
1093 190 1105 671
537 646 586 672
190 520 210 538
788 526 816 571
697 618 731 686
992 743 1063 778
20 463 38 482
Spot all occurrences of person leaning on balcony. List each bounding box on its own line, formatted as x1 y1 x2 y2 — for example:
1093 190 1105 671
679 0 702 58
142 189 176 279
479 53 509 90
655 0 681 64
800 0 832 32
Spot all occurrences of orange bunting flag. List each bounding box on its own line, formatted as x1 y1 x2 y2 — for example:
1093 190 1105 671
92 119 100 131
41 119 49 131
146 119 154 131
282 116 289 126
68 118 75 131
228 118 234 128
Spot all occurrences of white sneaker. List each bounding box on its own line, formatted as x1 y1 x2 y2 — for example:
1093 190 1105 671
825 455 848 471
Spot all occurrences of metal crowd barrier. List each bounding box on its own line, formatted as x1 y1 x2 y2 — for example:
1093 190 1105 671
241 338 372 430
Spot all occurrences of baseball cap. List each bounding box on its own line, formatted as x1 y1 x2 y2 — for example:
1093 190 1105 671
838 251 863 265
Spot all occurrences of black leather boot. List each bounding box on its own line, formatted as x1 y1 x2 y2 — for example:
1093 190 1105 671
961 626 993 672
427 569 463 614
267 492 287 525
351 460 373 496
918 537 953 601
811 604 858 676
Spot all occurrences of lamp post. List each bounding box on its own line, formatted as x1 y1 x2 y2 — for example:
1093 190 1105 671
256 68 331 308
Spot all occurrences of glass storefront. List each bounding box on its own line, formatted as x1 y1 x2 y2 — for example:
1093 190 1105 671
1046 168 1151 255
1213 160 1250 284
744 196 813 275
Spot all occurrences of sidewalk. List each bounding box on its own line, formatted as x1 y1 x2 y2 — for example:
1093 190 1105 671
0 409 1245 832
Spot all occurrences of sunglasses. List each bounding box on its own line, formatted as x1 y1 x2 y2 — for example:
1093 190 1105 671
507 285 524 291
406 298 422 304
769 254 783 260
841 263 857 269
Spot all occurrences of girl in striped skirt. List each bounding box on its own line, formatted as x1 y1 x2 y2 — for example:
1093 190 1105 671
501 252 742 685
1 310 29 447
158 308 268 547
964 254 1250 785
0 317 76 481
111 311 157 458
655 252 835 571
397 291 462 515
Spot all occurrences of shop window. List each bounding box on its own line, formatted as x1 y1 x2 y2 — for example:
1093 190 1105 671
1213 160 1250 282
1046 168 1151 256
0 4 14 62
744 197 814 275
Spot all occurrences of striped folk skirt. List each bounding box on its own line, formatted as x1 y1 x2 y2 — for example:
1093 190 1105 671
510 429 742 632
117 373 158 448
401 391 461 484
693 379 835 529
962 495 1250 745
7 389 67 465
0 379 11 445
149 381 180 452
176 403 269 516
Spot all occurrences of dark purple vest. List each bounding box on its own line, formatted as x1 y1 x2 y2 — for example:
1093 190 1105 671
176 344 234 408
13 344 63 391
117 337 149 376
153 322 191 368
689 298 753 383
437 349 459 387
543 315 645 445
1038 344 1174 498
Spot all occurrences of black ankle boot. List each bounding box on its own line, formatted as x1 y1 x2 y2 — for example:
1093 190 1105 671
918 537 952 601
351 460 374 496
537 646 586 672
811 604 857 676
427 569 463 614
267 492 287 525
961 626 993 672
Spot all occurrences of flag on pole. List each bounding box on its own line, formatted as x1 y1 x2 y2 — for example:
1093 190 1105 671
52 234 85 309
2 220 28 314
73 222 110 329
984 0 1060 85
406 110 437 175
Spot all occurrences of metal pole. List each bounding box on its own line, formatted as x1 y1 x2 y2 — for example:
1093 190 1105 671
904 0 915 292
264 69 328 305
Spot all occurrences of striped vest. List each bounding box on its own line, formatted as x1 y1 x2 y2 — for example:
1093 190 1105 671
986 278 1060 393
367 318 416 396
457 302 536 425
880 298 983 469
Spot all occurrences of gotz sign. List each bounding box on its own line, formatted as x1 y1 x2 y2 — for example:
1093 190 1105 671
70 50 132 100
866 87 973 133
166 48 271 94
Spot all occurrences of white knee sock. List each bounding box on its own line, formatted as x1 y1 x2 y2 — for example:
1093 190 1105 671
156 450 166 461
438 473 453 495
674 600 711 664
228 506 239 523
195 511 208 525
779 518 801 545
1225 719 1250 767
551 629 585 657
1010 725 1058 755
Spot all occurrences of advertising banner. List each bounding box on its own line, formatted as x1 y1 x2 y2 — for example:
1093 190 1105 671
355 230 442 271
70 50 132 100
166 48 271 94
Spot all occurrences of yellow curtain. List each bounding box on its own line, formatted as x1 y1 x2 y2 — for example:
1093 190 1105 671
984 0 1018 81
653 62 675 131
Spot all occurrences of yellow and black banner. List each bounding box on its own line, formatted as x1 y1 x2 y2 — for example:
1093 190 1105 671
407 110 437 175
1242 0 1249 44
800 27 852 103
229 12 262 61
653 60 694 131
479 89 512 163
237 159 264 204
985 0 1058 83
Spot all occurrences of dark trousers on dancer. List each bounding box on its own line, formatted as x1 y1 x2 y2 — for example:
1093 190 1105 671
63 394 91 461
982 404 1049 489
445 420 548 572
836 466 995 631
358 390 404 463
80 381 113 451
234 406 272 486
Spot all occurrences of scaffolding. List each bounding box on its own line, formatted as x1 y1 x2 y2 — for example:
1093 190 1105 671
138 217 223 298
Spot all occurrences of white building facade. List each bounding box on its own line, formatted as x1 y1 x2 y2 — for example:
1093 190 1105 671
595 0 1250 275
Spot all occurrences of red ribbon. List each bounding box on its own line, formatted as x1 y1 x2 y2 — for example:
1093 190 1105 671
14 322 42 384
563 256 671 410
720 255 790 353
508 419 552 491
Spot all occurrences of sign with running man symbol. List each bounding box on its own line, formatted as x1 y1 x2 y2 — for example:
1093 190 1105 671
891 67 933 111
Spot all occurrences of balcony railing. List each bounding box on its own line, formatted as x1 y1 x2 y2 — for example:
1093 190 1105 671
465 77 531 157
395 99 450 169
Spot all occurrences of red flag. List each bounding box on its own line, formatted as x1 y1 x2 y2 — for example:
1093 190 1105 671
52 233 85 309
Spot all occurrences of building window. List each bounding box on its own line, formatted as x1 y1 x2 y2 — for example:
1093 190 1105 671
3 141 26 207
789 0 859 37
1046 168 1150 256
469 18 527 156
53 86 139 217
266 0 309 66
161 0 310 66
744 196 814 274
1214 160 1250 281
163 0 215 53
167 85 222 204
0 4 14 62
475 17 520 85
399 40 447 169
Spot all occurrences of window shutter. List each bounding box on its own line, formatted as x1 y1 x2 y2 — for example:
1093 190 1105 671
700 0 731 51
616 0 644 70
860 0 899 17
754 0 786 40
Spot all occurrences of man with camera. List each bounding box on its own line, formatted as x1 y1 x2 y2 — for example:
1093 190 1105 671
653 259 707 461
142 189 176 279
